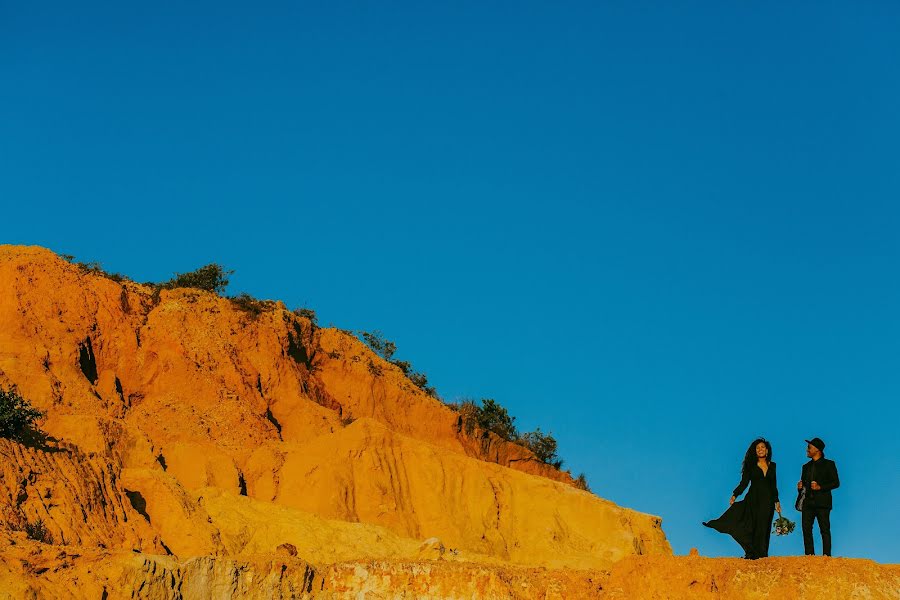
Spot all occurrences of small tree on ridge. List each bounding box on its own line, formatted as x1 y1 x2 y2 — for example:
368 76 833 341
0 388 45 442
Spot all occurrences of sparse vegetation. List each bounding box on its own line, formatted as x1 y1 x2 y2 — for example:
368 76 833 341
392 360 412 374
574 473 591 492
367 359 383 377
407 371 437 397
447 397 567 469
454 399 480 435
293 307 318 328
59 256 300 326
0 388 45 442
61 254 239 297
520 427 560 466
449 397 519 440
358 330 438 396
360 331 397 361
476 398 519 441
161 264 233 294
61 255 129 283
229 292 275 317
23 518 53 544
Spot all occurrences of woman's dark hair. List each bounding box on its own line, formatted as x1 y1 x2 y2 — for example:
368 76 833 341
742 438 772 478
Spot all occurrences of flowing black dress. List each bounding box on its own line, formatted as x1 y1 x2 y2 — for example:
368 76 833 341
704 461 779 558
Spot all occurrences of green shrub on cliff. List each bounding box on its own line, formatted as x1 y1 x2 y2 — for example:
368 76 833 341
24 518 53 544
61 255 129 283
453 399 480 435
573 473 591 492
520 428 560 466
229 292 276 317
476 398 519 441
449 397 519 441
162 264 233 294
448 398 568 469
0 388 45 442
358 330 438 397
293 307 318 328
407 371 437 397
360 331 397 361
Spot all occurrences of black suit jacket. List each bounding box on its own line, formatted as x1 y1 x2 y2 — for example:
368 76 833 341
801 458 840 509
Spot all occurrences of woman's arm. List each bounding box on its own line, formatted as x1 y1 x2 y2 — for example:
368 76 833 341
732 472 750 498
772 463 782 513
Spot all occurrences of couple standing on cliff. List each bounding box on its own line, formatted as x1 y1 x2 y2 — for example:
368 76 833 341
703 437 840 560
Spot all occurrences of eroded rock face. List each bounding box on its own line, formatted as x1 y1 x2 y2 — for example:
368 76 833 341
247 418 667 569
0 439 160 552
314 330 574 484
0 246 570 484
0 245 668 572
0 537 321 600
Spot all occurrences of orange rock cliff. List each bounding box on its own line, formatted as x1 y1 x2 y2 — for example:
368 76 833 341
0 245 896 599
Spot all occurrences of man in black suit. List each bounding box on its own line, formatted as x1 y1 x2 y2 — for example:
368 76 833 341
797 437 840 556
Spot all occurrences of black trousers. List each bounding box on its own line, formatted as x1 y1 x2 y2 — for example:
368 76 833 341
802 507 832 556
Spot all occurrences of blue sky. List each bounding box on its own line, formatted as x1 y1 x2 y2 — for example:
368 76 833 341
2 1 898 562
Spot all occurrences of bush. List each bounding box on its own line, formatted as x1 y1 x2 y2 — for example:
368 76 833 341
360 331 396 361
453 399 480 435
61 255 129 283
392 359 412 375
447 398 566 470
407 371 437 397
573 473 591 492
24 518 53 544
358 331 437 396
0 388 44 442
520 428 559 465
476 398 519 441
367 359 383 377
448 398 518 440
162 264 232 294
293 307 318 328
230 292 274 317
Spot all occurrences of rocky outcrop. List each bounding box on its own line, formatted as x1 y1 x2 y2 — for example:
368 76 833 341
1 537 897 600
601 555 900 599
0 536 321 600
0 245 667 572
318 560 607 599
0 439 159 552
0 245 570 485
321 557 900 599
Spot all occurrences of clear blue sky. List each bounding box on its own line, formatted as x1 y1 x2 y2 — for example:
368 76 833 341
2 1 898 563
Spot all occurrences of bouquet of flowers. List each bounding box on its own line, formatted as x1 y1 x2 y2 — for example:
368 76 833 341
772 515 796 536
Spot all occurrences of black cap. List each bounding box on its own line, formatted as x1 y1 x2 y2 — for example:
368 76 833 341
805 437 826 451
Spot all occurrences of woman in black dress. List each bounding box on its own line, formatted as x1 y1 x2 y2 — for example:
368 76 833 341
703 438 782 559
